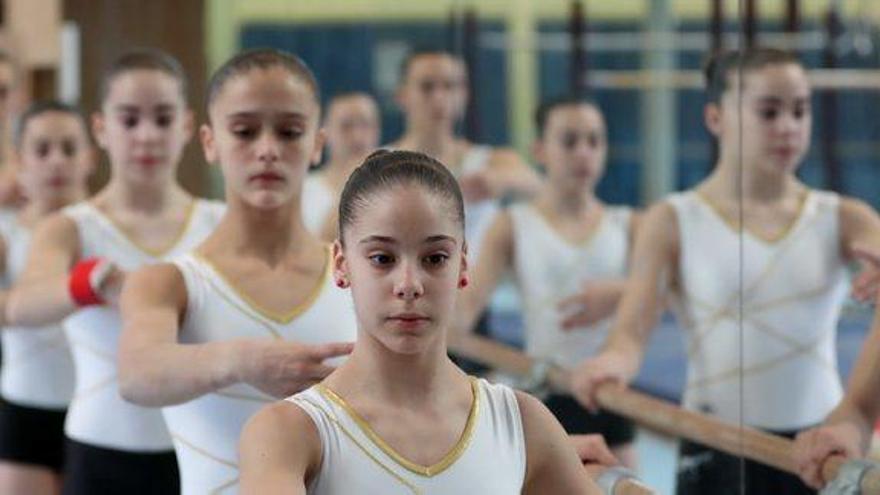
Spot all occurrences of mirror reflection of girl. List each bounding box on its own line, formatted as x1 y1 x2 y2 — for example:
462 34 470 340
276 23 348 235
454 95 639 467
571 47 880 494
240 150 602 494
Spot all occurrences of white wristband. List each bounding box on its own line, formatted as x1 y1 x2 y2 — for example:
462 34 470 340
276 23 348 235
596 466 639 495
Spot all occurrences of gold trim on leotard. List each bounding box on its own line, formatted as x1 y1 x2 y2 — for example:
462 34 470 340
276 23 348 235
694 188 810 244
193 246 331 325
84 199 198 258
316 377 480 478
525 203 607 249
170 432 240 495
296 396 422 494
678 196 840 390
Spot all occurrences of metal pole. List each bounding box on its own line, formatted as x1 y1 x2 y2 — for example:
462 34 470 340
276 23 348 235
745 0 758 48
710 0 723 53
822 6 844 192
463 8 480 141
639 0 677 205
569 0 588 96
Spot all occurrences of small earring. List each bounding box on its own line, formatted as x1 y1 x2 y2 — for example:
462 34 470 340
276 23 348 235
458 277 469 289
336 279 346 288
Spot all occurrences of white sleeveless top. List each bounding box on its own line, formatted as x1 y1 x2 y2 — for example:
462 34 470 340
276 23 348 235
290 378 526 495
668 190 847 430
459 145 499 262
62 199 225 452
509 204 631 368
301 174 335 235
164 251 357 495
0 210 74 409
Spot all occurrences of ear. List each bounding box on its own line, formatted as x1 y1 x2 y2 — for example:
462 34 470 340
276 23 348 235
703 102 723 138
182 109 196 144
91 112 107 150
310 127 326 166
199 124 217 164
332 239 350 288
458 240 469 289
394 84 407 111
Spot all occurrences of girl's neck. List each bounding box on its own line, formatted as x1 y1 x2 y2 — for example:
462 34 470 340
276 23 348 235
398 126 458 157
209 195 309 264
19 189 88 225
335 332 463 406
321 156 361 191
538 184 597 218
100 178 188 214
705 158 800 203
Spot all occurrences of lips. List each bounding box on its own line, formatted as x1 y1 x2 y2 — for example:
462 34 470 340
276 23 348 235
135 156 161 167
249 171 285 184
387 313 431 330
571 168 592 179
47 176 69 188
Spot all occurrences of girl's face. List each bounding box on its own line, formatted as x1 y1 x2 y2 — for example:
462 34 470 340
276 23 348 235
534 103 607 193
202 67 323 210
93 69 192 187
397 55 467 130
17 112 92 204
334 185 466 356
708 63 811 176
325 95 380 163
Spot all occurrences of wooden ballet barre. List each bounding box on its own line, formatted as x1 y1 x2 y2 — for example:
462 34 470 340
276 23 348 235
582 69 880 91
447 333 880 493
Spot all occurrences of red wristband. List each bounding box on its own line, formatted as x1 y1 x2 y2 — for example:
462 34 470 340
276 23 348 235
69 258 106 306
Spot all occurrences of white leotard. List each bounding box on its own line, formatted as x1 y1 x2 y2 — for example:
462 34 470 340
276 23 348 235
163 250 357 495
0 210 74 409
301 174 335 235
289 378 526 495
509 203 631 368
62 199 225 452
668 190 847 430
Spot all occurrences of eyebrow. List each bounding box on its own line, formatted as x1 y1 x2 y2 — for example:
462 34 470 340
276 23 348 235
226 111 306 120
113 104 176 113
754 96 809 105
358 234 456 245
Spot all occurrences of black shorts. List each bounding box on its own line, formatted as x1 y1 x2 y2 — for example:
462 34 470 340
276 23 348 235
543 394 636 447
62 439 179 495
676 429 815 495
0 398 66 471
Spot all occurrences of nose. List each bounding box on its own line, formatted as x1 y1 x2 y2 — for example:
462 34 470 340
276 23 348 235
571 138 594 158
134 119 162 143
255 131 280 164
45 146 71 170
778 109 804 135
393 261 424 301
429 86 451 108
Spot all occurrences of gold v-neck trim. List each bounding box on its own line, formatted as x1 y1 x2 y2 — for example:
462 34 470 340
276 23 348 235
525 203 606 249
88 199 198 258
317 378 480 478
694 189 811 244
193 245 331 325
